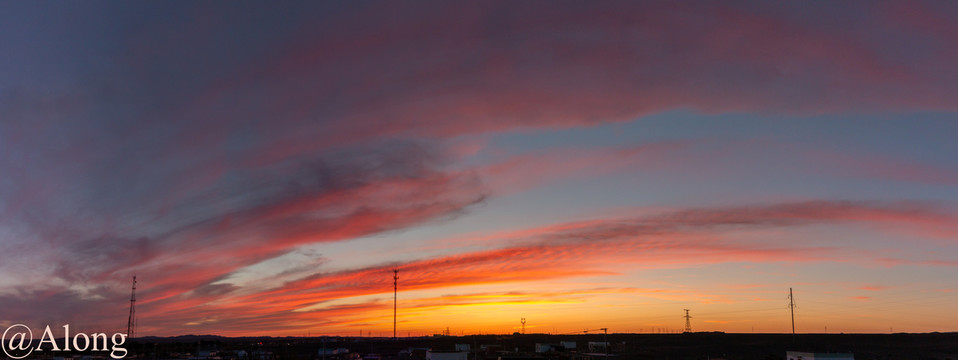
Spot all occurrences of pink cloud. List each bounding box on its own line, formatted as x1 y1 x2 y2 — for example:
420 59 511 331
476 141 690 193
116 200 958 335
123 1 958 171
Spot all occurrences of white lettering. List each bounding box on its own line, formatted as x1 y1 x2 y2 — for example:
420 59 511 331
37 325 60 351
110 333 128 359
62 324 71 351
90 333 108 351
2 324 126 359
72 332 90 351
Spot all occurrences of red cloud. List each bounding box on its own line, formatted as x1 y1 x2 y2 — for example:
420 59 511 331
119 200 956 335
135 1 958 168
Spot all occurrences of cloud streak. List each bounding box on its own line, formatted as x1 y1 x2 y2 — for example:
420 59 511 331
121 200 956 335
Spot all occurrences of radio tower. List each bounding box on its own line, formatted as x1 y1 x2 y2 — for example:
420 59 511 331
788 287 796 340
683 309 692 333
126 276 137 339
520 318 526 334
393 269 398 339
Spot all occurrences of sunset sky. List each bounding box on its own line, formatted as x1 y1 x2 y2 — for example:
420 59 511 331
2 1 958 337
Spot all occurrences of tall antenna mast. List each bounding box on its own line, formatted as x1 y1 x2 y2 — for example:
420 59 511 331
393 269 398 339
788 287 796 340
683 309 692 333
520 318 526 334
127 276 137 339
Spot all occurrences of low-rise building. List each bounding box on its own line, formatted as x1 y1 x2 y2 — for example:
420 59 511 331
787 351 854 360
427 351 468 360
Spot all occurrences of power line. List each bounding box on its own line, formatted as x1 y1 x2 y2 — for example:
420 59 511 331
694 307 784 317
804 291 958 312
788 287 796 340
393 269 398 339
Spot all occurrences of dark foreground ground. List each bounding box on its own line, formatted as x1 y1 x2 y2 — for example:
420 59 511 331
35 332 958 360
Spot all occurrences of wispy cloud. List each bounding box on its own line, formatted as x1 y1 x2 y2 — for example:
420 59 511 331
122 200 956 334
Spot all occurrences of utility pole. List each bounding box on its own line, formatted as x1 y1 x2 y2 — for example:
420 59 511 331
127 276 137 339
393 269 398 339
788 287 796 341
603 328 608 360
683 309 692 333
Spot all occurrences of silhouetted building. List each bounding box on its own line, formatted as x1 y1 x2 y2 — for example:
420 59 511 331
787 351 854 360
427 351 467 360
